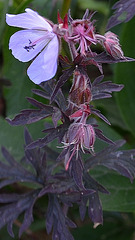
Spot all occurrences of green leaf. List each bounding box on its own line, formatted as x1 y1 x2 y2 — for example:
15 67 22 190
0 117 44 161
114 17 135 137
91 167 135 212
0 0 9 46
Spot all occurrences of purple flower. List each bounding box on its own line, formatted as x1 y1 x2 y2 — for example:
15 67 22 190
6 8 59 84
68 16 97 55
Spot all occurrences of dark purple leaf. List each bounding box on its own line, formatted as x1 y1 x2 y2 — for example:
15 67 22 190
32 88 50 100
107 0 135 30
33 87 67 112
0 147 41 185
78 172 108 222
83 172 109 194
39 78 56 98
113 162 134 182
59 55 72 69
91 107 111 125
46 194 54 234
44 146 59 163
38 175 75 197
26 97 47 108
52 107 62 128
51 68 74 103
24 128 47 182
7 221 14 238
69 155 85 190
79 197 87 221
95 128 114 145
1 146 20 166
0 190 39 235
19 192 38 238
88 51 135 64
6 106 53 126
85 140 135 181
66 217 77 229
86 139 126 167
92 75 104 85
56 148 69 162
59 191 81 206
92 93 112 100
91 75 124 101
46 195 75 240
27 121 70 149
0 193 24 203
88 192 103 226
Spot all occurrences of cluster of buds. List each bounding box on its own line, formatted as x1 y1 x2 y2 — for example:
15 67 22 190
56 10 124 58
56 12 124 170
62 69 95 170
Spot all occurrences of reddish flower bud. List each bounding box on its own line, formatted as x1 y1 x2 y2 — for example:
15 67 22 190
83 124 95 150
69 70 91 107
69 104 91 123
57 12 68 29
63 123 95 170
103 31 124 59
96 31 124 59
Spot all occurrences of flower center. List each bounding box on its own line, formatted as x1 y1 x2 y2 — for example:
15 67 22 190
24 39 36 52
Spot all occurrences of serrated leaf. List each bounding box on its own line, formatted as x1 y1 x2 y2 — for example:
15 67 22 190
6 106 53 125
107 0 135 30
91 75 124 101
51 68 74 103
86 139 135 182
27 121 70 149
69 155 84 190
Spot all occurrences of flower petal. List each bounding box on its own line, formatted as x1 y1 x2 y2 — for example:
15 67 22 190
27 35 59 84
6 8 52 31
9 29 54 62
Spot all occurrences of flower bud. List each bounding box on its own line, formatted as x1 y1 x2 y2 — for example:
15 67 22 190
63 123 95 170
103 31 124 59
83 124 95 151
69 70 91 107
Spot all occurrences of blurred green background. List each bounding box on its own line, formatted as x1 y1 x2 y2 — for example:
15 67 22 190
0 0 135 239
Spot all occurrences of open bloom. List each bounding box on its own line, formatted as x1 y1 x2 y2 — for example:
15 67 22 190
6 8 59 84
68 18 97 55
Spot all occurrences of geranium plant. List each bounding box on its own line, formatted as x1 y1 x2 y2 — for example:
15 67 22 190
0 0 135 239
